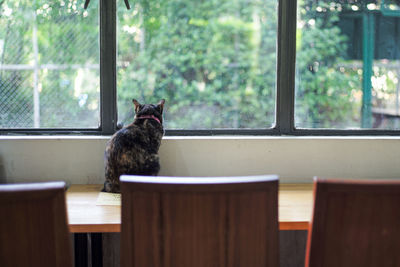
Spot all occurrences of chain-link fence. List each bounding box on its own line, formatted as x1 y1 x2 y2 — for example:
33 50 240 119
0 1 100 129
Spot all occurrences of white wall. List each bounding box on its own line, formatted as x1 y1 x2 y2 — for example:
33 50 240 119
1 136 400 184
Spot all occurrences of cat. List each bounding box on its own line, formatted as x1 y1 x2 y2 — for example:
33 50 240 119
103 99 165 193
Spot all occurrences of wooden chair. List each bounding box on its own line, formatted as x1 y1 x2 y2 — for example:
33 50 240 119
120 175 279 267
0 181 72 267
305 178 400 267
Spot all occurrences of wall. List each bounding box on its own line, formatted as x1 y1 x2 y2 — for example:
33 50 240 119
1 136 400 184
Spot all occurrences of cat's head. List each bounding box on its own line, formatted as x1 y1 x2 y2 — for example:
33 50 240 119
133 99 165 125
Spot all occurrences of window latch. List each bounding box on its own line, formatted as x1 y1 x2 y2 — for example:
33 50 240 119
84 0 130 10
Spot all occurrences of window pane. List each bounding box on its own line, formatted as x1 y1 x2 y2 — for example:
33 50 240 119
0 1 100 129
295 0 400 130
117 0 277 129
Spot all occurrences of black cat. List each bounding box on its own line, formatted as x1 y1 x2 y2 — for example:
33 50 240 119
103 99 165 193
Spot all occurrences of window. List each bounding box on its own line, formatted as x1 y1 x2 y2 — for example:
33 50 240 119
295 0 400 131
117 0 277 130
1 0 400 135
0 0 100 129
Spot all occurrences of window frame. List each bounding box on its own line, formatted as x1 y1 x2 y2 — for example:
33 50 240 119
1 0 400 136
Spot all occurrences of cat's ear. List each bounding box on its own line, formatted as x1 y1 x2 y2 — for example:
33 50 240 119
132 99 142 113
157 99 165 113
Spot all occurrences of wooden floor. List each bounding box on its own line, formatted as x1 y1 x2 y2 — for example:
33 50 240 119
66 183 313 232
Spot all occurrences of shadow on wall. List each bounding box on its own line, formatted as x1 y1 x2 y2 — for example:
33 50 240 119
0 155 6 183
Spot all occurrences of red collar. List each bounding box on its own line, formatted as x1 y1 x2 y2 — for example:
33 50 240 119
136 115 161 124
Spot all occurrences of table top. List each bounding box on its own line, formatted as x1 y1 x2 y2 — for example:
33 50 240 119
66 183 313 233
278 183 313 230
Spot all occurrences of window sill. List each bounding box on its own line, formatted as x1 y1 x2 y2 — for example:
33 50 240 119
0 136 399 185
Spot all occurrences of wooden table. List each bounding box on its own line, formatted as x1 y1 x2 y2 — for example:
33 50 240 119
66 183 313 232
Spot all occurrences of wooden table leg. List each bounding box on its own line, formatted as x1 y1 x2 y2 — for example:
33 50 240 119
91 233 103 267
74 233 88 267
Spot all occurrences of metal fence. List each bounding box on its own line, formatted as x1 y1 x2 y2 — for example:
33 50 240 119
0 1 100 129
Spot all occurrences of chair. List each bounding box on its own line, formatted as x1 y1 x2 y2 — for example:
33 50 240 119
305 178 400 267
120 175 279 267
0 181 72 267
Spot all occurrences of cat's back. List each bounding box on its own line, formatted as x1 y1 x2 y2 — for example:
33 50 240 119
106 124 145 154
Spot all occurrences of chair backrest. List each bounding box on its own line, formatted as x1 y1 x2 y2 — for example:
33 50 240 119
0 181 72 267
305 178 400 267
120 175 279 267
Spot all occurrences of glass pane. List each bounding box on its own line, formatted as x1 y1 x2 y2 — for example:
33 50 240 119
0 1 100 129
117 0 277 129
295 0 400 130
